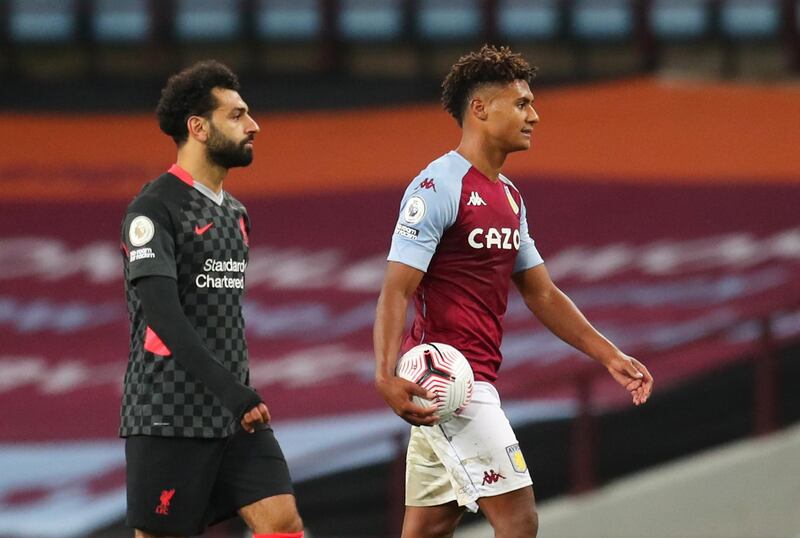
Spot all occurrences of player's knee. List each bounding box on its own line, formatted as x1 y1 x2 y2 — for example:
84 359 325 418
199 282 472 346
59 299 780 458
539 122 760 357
287 514 304 533
404 517 459 538
272 511 303 534
493 507 538 538
134 531 180 538
248 510 303 535
243 494 303 534
430 517 459 537
529 508 539 537
401 515 455 538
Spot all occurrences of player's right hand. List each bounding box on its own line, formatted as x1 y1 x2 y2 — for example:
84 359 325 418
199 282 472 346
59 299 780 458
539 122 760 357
376 376 439 426
241 402 270 433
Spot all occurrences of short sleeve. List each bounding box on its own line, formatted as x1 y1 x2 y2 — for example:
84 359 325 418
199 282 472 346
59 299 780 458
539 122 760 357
387 176 460 272
122 196 177 282
513 197 544 274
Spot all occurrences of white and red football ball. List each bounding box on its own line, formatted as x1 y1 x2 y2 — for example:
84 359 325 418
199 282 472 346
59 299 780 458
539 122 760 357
396 343 474 423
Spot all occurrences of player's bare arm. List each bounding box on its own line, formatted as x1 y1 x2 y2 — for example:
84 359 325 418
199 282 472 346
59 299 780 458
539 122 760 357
374 261 439 426
512 263 654 405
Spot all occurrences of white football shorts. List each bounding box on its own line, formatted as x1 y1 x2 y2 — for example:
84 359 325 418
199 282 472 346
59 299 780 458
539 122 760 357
405 381 532 512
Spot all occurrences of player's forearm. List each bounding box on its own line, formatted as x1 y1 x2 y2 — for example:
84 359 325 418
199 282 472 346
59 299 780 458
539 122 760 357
135 275 262 419
373 288 409 384
528 285 618 367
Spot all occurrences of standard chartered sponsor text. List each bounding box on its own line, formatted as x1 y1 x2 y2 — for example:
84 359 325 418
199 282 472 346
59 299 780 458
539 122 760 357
196 258 247 289
203 258 247 273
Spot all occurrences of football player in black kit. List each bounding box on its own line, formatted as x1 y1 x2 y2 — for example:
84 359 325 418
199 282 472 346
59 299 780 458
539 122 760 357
120 60 303 538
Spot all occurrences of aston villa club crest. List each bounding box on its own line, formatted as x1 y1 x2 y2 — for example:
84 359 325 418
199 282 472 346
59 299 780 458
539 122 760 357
506 444 527 473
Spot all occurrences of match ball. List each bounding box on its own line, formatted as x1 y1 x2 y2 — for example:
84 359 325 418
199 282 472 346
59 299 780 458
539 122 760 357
396 343 474 423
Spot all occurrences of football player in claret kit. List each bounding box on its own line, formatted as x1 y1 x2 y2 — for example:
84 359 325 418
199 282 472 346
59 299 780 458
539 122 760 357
120 60 303 537
374 45 654 537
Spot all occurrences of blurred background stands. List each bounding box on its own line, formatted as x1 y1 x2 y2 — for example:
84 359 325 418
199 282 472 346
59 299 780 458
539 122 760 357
1 0 798 111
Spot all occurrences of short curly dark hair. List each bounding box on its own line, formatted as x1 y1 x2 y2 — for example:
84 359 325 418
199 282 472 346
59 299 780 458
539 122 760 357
442 45 537 126
156 60 241 145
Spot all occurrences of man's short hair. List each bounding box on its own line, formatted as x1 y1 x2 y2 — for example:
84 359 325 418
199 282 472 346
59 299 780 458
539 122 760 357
156 60 241 145
442 45 537 126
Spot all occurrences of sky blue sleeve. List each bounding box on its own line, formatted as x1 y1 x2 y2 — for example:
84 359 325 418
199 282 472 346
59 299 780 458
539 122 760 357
387 176 459 272
513 197 544 274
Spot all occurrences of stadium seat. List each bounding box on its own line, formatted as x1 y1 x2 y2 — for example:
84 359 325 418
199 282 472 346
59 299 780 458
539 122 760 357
93 0 150 43
175 0 241 42
497 0 561 40
571 0 633 41
256 0 321 41
9 0 77 43
650 0 710 41
417 0 482 41
720 0 781 39
339 0 404 42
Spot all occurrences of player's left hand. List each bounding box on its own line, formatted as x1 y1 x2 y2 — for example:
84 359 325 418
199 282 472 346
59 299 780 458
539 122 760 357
605 352 653 406
241 402 270 433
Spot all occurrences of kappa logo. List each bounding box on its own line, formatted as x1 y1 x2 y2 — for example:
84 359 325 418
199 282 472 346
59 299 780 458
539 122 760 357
481 469 506 485
194 222 213 235
155 488 175 515
467 191 487 206
417 178 436 192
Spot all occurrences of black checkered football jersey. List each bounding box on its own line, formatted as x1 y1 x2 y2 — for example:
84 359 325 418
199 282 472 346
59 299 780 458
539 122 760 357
120 167 252 438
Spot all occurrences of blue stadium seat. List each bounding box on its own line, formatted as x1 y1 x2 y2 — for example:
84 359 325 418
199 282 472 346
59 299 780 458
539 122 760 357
571 0 633 41
720 0 780 39
256 0 321 41
93 0 150 43
650 0 709 40
497 0 561 40
417 0 482 41
10 0 77 43
339 0 404 41
175 0 242 42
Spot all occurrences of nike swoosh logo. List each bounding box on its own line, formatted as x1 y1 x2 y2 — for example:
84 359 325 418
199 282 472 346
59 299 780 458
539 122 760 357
194 223 213 235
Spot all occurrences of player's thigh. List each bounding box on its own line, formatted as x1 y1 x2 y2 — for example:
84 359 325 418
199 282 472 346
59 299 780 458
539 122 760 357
402 502 464 538
478 485 538 538
405 425 460 509
125 435 225 537
211 426 300 532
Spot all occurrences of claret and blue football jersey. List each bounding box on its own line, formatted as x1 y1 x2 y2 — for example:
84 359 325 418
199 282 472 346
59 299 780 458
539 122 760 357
388 151 544 382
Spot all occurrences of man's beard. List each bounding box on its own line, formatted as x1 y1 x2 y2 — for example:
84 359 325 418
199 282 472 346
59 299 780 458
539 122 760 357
206 123 253 169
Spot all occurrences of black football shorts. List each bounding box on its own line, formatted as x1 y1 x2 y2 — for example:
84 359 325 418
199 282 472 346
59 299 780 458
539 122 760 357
125 425 294 536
